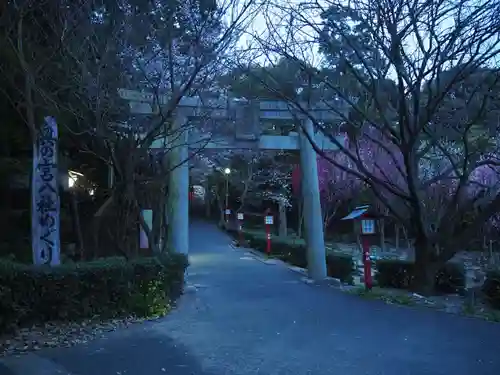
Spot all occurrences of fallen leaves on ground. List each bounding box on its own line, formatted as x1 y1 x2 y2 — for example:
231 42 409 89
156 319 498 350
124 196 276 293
340 285 500 321
0 316 148 356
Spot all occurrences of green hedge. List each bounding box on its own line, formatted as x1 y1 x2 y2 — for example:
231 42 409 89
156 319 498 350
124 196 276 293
326 253 355 285
228 229 354 283
482 269 500 309
375 259 465 294
0 254 188 333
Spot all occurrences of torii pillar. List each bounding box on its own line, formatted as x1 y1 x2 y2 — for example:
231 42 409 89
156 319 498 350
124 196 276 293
299 118 327 279
167 114 190 255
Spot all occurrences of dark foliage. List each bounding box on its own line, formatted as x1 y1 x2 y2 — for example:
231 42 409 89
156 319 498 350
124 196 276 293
0 253 188 333
482 269 500 309
375 259 465 295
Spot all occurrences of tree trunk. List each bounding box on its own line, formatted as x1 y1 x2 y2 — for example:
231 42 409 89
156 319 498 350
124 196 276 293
411 237 438 296
354 226 362 255
213 188 224 226
206 201 211 219
70 192 85 260
395 223 400 250
297 199 304 238
205 180 211 218
322 205 337 236
279 201 287 237
402 226 411 248
378 219 385 252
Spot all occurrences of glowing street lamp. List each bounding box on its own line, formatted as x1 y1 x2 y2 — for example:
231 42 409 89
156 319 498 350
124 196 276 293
68 176 76 188
67 170 83 189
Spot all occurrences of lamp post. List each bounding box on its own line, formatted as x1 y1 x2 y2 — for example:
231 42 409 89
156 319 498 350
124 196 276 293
341 205 377 291
223 168 231 224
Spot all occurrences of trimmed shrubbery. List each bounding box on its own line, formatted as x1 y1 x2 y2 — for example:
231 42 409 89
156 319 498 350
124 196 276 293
375 259 465 294
483 269 500 309
247 232 307 266
375 259 414 289
326 253 355 285
0 253 188 333
228 228 355 283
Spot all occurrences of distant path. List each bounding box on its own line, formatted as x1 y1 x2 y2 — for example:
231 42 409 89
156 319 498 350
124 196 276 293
1 220 499 375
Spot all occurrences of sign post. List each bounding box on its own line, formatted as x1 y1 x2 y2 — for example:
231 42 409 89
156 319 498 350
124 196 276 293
225 208 231 225
237 212 244 244
264 215 274 255
341 205 378 291
31 116 61 266
360 218 376 291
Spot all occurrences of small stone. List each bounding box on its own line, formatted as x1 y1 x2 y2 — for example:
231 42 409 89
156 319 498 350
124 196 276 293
301 277 314 284
185 285 198 293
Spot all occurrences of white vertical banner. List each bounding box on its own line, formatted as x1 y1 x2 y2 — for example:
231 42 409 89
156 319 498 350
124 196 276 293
31 116 61 266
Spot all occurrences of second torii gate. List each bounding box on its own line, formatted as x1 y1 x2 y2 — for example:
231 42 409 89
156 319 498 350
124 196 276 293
118 89 347 280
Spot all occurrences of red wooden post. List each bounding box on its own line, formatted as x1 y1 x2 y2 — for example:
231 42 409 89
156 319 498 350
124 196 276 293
360 216 375 291
266 226 271 254
341 205 377 291
361 235 373 290
264 214 274 255
237 212 244 243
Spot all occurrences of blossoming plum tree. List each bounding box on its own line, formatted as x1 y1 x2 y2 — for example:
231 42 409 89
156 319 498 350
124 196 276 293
253 0 500 294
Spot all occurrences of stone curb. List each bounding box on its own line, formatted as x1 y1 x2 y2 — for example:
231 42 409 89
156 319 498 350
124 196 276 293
229 243 342 287
229 243 277 265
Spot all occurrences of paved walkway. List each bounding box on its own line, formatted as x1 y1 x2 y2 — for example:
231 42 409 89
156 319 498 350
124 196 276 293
1 221 500 375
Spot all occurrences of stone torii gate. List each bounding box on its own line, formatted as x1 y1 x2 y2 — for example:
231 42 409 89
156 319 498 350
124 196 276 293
118 89 346 280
